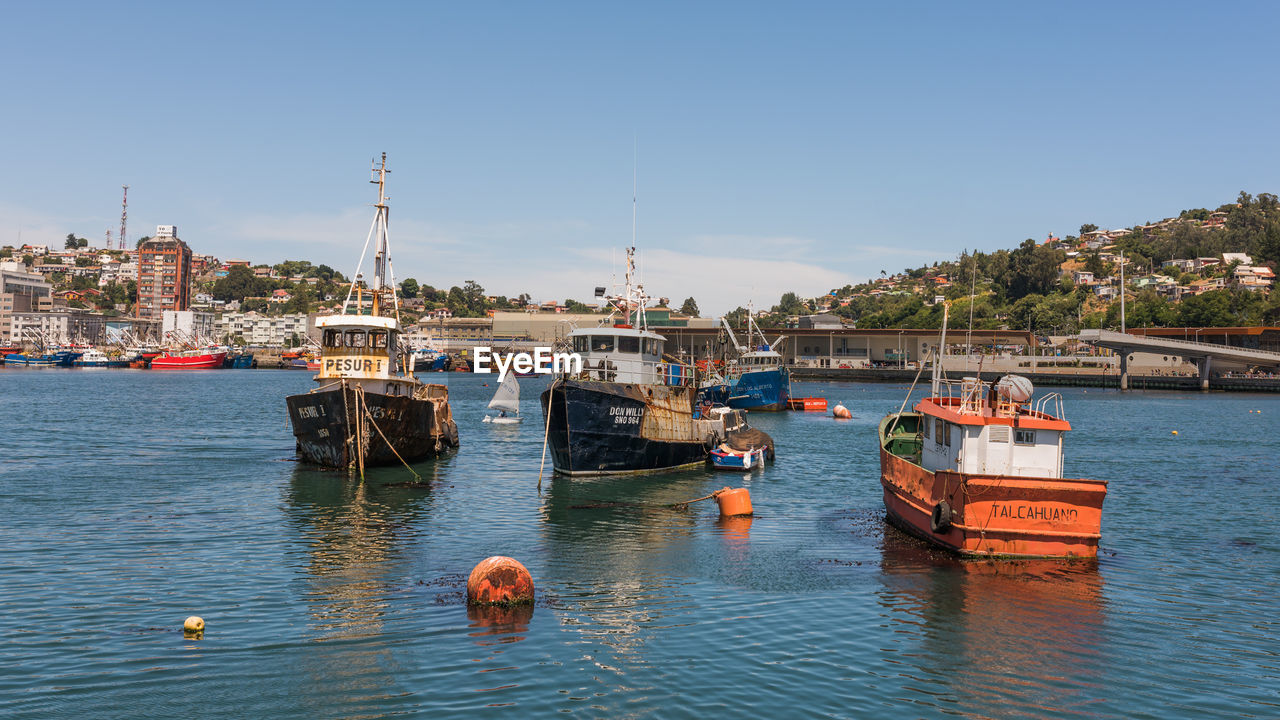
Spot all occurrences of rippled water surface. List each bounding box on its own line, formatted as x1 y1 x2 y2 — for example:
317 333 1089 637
1 368 1277 718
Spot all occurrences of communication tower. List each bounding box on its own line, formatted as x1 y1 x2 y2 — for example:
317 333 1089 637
120 185 129 250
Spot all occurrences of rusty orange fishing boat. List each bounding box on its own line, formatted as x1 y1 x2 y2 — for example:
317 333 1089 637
877 306 1106 558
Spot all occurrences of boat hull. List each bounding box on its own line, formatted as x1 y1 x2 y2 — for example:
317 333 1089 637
727 367 790 411
4 354 55 367
540 378 716 476
709 448 765 471
879 444 1107 558
286 384 459 469
151 352 227 369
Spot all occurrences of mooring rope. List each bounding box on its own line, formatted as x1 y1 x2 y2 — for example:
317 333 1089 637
537 379 555 492
352 384 423 483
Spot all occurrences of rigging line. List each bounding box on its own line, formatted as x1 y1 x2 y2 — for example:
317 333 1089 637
885 348 933 438
537 379 554 492
343 212 381 310
361 394 422 482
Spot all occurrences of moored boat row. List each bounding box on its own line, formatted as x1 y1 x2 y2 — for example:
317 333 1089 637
270 155 1107 562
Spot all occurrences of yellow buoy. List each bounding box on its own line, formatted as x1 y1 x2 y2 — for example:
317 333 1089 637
183 616 205 636
1171 430 1178 435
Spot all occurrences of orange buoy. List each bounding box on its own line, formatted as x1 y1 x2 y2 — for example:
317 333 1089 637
467 556 535 605
715 486 753 517
833 403 851 419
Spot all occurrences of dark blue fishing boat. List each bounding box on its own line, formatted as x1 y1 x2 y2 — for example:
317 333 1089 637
540 248 750 476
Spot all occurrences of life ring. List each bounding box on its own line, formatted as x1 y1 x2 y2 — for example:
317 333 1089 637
930 501 952 533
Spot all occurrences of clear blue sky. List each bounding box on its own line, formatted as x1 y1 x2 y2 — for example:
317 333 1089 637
2 1 1277 314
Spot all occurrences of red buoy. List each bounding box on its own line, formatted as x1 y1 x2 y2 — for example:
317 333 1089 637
715 487 753 517
467 556 535 605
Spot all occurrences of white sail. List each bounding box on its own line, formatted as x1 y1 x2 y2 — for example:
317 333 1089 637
488 373 520 414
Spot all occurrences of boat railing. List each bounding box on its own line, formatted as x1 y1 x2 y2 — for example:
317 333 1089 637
565 356 699 387
934 377 990 416
933 377 1065 421
1029 392 1065 421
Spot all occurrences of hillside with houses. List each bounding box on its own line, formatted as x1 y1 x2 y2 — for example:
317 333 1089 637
755 191 1279 333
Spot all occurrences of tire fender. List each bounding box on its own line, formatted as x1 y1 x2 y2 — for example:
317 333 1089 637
930 500 953 534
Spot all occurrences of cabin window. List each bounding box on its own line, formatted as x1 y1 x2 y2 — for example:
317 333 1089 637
943 423 952 447
934 419 944 446
1015 429 1036 445
323 329 342 347
369 330 387 349
592 336 614 353
345 330 366 348
573 335 588 353
619 336 640 354
922 418 930 439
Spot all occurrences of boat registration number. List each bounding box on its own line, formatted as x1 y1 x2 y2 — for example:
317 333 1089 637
609 406 643 425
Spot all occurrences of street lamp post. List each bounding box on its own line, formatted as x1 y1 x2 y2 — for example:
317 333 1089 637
898 330 904 370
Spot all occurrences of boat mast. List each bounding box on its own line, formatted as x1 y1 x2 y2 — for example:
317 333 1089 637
932 301 949 397
368 153 394 318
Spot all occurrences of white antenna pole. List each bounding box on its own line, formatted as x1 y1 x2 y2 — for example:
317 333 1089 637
966 251 976 370
933 302 949 397
631 137 637 252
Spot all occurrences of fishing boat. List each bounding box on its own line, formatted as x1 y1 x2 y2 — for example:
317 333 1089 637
3 353 57 367
223 351 255 369
72 348 131 367
150 346 228 369
716 311 790 411
484 372 522 423
410 346 448 372
285 153 459 471
877 305 1107 558
540 247 753 476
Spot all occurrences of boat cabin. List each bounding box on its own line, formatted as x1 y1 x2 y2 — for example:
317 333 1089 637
568 325 690 386
315 315 401 382
917 377 1068 479
728 346 783 376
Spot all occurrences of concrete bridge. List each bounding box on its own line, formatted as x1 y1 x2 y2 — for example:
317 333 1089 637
1077 329 1280 390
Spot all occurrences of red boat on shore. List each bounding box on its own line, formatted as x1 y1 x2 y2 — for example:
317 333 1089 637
150 347 228 369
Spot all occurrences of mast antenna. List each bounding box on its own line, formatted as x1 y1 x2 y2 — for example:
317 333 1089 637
120 185 128 250
631 138 637 252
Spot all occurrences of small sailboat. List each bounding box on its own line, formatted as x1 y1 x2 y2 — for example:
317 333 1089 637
484 372 522 424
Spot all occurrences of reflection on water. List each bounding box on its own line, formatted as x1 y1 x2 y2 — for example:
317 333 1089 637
538 473 709 677
878 526 1106 717
467 603 533 644
285 465 439 640
282 463 444 708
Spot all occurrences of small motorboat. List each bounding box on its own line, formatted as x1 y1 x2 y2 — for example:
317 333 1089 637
787 397 828 411
709 444 767 471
